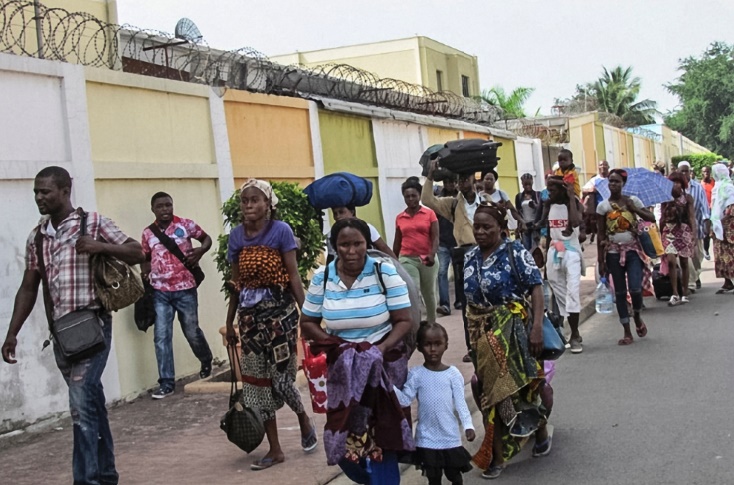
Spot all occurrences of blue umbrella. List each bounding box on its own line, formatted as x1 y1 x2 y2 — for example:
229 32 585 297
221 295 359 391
594 167 674 207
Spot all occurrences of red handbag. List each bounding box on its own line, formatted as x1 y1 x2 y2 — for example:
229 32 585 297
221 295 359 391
301 340 328 414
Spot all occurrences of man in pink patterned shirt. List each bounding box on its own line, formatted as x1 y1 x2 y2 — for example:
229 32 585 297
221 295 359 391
141 192 213 399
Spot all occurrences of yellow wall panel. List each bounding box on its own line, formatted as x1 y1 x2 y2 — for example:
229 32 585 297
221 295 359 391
318 111 385 235
428 127 461 145
225 101 313 174
86 82 214 164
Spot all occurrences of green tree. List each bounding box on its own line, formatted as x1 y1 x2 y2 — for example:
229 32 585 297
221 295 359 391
558 66 658 126
475 86 535 119
588 66 658 126
665 42 734 159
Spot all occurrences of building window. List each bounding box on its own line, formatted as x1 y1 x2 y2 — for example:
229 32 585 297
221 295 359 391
461 75 470 97
436 70 443 92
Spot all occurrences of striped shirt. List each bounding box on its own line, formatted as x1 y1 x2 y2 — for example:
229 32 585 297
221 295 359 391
688 179 711 239
26 211 130 320
302 256 411 343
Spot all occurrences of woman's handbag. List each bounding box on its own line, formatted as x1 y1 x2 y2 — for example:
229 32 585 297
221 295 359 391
301 339 328 414
220 345 265 453
637 220 664 258
533 314 566 361
506 244 566 361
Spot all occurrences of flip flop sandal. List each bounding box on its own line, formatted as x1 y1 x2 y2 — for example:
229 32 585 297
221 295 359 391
617 336 634 346
668 295 681 306
301 418 318 453
635 323 648 338
681 296 690 304
250 457 284 471
532 436 552 457
715 287 734 294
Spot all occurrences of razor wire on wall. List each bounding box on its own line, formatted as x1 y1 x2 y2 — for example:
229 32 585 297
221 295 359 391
0 0 502 124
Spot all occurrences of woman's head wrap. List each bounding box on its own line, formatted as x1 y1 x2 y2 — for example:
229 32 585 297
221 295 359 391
711 163 734 240
241 179 279 209
476 200 509 230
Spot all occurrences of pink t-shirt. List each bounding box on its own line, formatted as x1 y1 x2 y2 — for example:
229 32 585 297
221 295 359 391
142 216 205 292
395 206 437 256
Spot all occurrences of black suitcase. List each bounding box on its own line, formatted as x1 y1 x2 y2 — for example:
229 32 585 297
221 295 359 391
436 139 502 175
419 144 458 182
652 263 683 300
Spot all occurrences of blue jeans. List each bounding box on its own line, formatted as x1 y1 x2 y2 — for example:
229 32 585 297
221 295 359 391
153 288 212 388
605 251 644 325
437 246 452 309
53 314 118 485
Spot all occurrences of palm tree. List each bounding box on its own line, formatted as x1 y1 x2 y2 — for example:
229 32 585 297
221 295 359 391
475 86 535 119
588 66 659 126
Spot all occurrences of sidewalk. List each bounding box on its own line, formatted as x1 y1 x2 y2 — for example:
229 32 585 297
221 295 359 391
0 244 600 485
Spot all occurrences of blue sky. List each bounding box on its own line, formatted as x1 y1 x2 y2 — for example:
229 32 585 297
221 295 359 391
117 0 734 117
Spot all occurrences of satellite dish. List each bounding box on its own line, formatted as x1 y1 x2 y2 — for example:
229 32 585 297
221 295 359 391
175 18 203 43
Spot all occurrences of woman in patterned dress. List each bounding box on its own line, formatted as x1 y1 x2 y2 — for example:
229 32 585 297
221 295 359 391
659 172 696 306
224 179 317 470
710 163 734 292
463 201 550 480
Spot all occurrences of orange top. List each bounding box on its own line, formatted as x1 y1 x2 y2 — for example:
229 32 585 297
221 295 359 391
554 166 581 197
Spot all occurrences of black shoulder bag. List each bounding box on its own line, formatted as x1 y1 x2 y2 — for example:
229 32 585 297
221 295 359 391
37 211 106 362
148 223 205 287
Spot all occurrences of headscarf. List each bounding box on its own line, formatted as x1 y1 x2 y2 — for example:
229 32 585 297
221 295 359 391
241 178 279 209
476 200 509 230
710 164 734 240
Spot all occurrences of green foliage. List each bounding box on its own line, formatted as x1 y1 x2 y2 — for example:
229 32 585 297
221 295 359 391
559 66 658 127
665 42 734 159
214 182 324 295
671 153 724 175
475 85 535 119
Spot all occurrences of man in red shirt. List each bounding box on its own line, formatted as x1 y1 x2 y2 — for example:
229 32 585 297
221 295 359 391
142 192 213 399
701 165 715 259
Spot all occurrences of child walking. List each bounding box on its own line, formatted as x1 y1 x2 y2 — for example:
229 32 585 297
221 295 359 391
394 323 475 485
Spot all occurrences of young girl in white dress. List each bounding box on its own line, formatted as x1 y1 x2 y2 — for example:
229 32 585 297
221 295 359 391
394 323 475 485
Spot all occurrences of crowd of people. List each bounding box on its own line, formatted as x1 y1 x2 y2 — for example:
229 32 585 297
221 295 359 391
3 153 733 484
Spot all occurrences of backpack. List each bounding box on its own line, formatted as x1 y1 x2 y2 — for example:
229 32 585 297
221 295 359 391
304 172 373 210
322 249 421 356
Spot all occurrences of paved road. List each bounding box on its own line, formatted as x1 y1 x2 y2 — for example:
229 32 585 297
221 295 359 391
402 262 734 485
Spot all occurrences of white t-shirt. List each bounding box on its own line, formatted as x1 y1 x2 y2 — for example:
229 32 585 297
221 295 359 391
548 203 582 253
596 196 644 250
484 190 518 230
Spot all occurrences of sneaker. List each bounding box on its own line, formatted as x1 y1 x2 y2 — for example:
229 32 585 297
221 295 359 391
462 353 472 363
199 360 213 379
454 301 464 310
681 296 690 304
704 251 711 261
696 279 702 289
569 338 583 354
668 295 681 307
481 465 505 479
152 386 174 399
436 305 451 316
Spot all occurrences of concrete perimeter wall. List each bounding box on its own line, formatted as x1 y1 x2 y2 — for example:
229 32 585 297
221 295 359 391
0 51 532 432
